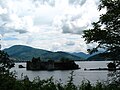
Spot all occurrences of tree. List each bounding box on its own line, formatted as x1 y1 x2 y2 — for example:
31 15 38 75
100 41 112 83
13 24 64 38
83 0 120 66
0 50 14 74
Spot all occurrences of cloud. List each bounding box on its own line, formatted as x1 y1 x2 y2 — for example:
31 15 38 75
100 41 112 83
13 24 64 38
69 0 87 6
33 0 55 7
0 6 7 15
62 22 87 34
0 24 28 36
15 29 28 34
0 0 101 35
51 42 62 51
54 0 101 35
65 40 75 46
0 0 103 53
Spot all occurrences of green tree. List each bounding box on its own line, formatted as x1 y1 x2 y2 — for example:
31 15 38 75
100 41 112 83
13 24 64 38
0 50 14 74
83 0 120 65
0 50 15 90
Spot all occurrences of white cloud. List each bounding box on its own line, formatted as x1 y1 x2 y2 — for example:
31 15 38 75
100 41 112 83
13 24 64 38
55 0 101 34
0 0 104 53
0 6 7 15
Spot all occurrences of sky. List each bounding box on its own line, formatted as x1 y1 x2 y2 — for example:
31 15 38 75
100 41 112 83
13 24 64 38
0 0 106 53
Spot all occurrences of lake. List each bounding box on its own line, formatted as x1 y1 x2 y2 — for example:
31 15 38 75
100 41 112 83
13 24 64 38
10 61 112 85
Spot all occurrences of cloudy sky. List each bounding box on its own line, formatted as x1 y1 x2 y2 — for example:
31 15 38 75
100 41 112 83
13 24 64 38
0 0 106 53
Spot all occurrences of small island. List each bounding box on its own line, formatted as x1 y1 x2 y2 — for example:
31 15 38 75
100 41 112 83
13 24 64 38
27 57 80 71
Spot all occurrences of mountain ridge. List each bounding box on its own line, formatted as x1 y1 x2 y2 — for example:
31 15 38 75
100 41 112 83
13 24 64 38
4 45 83 61
71 52 90 59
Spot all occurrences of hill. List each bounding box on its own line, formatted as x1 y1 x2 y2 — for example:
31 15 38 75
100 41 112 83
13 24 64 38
71 52 89 59
4 45 82 61
71 52 102 60
87 53 107 61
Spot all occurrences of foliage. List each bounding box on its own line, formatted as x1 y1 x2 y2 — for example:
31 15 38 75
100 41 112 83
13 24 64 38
60 57 70 62
0 50 14 74
64 71 77 90
79 80 92 90
0 71 120 90
83 0 120 63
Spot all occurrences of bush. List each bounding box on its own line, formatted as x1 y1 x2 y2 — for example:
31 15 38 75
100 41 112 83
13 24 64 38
0 71 120 90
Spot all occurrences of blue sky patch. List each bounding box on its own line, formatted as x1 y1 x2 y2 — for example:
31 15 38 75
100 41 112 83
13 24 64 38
3 37 18 41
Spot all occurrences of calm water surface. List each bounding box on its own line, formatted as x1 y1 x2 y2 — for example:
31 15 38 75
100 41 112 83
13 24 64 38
10 61 112 85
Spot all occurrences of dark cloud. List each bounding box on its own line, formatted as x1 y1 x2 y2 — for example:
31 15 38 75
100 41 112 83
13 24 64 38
33 0 55 7
71 15 82 21
69 0 87 6
15 29 28 34
62 23 88 35
0 25 28 35
0 24 11 35
33 0 88 7
0 14 10 22
66 41 75 46
62 24 72 34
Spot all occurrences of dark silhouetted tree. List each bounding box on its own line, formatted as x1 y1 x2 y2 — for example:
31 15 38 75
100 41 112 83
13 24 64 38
83 0 120 66
0 50 14 74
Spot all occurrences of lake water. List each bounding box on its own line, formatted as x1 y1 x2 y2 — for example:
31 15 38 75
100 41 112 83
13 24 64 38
10 61 112 85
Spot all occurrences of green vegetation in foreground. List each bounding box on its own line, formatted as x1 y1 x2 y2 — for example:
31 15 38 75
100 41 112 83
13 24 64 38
0 71 120 90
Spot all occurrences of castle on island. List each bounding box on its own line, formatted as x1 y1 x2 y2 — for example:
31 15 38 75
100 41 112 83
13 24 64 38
27 57 80 71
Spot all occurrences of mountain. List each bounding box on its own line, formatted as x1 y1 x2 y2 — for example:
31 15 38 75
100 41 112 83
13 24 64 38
71 52 90 59
87 53 107 61
71 51 105 60
4 45 82 61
